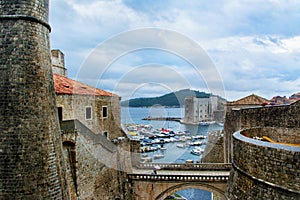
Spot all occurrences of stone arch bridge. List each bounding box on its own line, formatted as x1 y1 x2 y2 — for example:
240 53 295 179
128 163 231 200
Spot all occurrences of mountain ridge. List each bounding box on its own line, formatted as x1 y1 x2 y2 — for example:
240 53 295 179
121 89 213 107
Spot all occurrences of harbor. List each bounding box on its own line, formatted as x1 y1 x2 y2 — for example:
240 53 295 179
121 106 223 199
122 107 223 164
125 124 209 163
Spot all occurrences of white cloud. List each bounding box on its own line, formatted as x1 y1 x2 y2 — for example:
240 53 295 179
65 0 147 27
201 34 300 100
281 36 300 53
49 0 300 101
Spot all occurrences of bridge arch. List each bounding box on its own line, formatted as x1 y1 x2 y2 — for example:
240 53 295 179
155 182 226 200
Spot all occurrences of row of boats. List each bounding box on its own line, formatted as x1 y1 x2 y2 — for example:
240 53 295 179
140 145 205 163
140 135 207 147
125 124 208 162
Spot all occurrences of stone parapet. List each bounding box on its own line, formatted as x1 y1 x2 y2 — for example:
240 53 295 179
227 130 300 199
224 100 300 163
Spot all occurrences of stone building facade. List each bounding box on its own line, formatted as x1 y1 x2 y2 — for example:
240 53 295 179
52 50 122 140
51 50 131 199
183 96 225 124
0 1 69 199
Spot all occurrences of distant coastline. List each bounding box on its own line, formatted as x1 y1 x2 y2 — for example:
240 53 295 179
121 89 212 107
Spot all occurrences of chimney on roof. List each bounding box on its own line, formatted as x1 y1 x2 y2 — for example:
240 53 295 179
51 49 68 77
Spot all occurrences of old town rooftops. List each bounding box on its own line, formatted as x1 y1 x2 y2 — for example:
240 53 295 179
53 73 115 97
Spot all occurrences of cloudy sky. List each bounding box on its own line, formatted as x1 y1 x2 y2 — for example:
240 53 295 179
49 0 300 101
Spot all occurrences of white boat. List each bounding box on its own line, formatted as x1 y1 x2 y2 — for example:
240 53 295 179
190 147 204 156
175 131 186 136
141 157 152 162
188 141 203 146
159 146 167 150
192 135 207 140
179 136 187 142
186 136 192 140
153 154 164 159
199 121 216 125
176 143 186 148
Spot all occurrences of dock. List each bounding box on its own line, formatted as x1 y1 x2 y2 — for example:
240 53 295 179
142 117 182 122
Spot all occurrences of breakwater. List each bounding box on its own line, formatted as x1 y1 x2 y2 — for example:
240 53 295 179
142 117 182 122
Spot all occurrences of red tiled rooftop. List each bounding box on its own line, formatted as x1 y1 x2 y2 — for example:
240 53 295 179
226 94 269 106
53 73 115 97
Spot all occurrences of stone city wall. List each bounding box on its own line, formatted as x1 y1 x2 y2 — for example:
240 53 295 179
0 1 69 199
224 101 300 199
241 126 300 144
224 100 300 162
61 127 133 200
201 130 225 163
227 130 300 199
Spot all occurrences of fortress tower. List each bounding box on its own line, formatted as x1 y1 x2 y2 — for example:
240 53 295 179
0 1 69 199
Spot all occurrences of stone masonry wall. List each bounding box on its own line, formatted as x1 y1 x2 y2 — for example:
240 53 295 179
56 94 122 139
224 101 300 199
227 130 300 199
224 101 300 162
73 133 132 199
201 130 224 163
228 167 299 200
61 126 133 200
0 1 69 199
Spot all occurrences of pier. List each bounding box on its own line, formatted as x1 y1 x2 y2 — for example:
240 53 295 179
142 117 182 122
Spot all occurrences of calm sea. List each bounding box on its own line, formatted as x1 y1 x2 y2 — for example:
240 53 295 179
121 106 223 200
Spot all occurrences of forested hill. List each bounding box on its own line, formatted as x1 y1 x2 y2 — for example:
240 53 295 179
121 89 211 107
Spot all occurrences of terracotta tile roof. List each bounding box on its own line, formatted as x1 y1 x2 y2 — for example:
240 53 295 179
226 94 269 106
270 96 290 105
53 73 115 97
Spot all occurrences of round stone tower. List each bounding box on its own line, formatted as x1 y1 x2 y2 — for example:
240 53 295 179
0 1 69 199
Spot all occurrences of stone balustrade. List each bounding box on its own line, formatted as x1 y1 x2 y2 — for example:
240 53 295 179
138 163 232 171
128 174 229 182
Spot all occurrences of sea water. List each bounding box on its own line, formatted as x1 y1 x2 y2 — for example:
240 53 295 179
121 106 223 200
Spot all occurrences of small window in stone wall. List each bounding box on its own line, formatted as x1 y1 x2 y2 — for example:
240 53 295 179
57 107 63 121
103 131 109 138
102 106 108 118
85 106 92 120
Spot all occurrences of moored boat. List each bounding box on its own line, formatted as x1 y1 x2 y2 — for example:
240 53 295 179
153 154 164 159
141 156 152 163
176 143 186 148
188 141 203 146
190 147 204 155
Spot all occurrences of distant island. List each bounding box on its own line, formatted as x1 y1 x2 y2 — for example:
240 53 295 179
121 89 211 107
